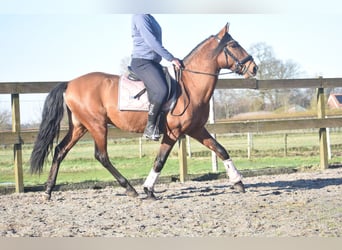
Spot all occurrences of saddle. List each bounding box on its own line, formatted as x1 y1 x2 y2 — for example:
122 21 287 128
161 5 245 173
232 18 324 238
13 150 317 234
118 66 179 112
127 66 141 81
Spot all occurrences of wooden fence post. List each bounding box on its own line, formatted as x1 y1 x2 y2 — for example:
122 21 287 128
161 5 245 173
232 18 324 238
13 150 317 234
139 138 143 158
178 135 188 183
316 86 329 169
209 97 218 172
247 132 253 159
11 93 24 193
186 136 192 158
284 133 288 157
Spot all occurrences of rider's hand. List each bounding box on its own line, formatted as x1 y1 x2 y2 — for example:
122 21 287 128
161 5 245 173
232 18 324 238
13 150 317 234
171 58 183 70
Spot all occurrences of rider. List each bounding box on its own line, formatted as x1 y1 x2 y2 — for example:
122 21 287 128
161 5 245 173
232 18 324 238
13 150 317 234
130 14 182 141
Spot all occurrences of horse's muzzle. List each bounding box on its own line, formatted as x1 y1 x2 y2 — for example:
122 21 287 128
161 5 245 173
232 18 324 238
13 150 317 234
244 62 258 79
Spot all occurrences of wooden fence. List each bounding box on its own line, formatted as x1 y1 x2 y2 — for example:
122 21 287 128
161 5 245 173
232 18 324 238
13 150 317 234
1 77 342 193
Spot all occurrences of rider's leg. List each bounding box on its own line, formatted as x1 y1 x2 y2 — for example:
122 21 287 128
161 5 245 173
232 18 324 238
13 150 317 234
130 58 168 141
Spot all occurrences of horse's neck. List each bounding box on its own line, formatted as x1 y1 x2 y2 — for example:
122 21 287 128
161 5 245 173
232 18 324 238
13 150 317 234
183 55 219 104
186 73 217 104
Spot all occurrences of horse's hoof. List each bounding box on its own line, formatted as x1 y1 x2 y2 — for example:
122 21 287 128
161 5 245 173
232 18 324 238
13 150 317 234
43 192 51 201
126 187 139 198
143 187 158 200
231 181 246 193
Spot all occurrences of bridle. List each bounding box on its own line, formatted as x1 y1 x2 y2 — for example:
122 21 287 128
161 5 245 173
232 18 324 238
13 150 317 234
182 32 254 77
222 42 254 76
171 32 255 116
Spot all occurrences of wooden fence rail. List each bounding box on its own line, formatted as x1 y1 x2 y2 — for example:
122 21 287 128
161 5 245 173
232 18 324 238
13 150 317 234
1 77 342 192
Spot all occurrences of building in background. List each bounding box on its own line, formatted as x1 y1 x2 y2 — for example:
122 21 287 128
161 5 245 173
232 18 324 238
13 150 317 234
327 93 342 109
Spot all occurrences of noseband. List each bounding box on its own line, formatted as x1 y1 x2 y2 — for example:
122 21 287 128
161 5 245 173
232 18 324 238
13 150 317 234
223 47 253 75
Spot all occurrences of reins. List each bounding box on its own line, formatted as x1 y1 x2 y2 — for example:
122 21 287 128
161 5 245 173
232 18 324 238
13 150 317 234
181 67 235 77
169 66 234 117
170 67 190 116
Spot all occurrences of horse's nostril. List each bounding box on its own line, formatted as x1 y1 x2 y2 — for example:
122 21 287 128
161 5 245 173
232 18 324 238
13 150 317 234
253 65 258 74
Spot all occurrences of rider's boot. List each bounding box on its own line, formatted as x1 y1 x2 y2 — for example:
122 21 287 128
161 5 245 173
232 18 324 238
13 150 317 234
143 103 162 141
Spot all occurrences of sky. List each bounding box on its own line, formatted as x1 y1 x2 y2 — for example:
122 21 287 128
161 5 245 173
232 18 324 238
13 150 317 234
1 0 342 124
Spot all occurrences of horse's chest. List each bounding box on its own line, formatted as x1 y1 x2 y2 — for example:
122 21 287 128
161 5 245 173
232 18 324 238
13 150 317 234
190 104 209 122
193 103 209 115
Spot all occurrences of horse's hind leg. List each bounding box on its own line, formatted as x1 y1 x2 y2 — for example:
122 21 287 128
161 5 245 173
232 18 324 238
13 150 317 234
188 128 245 193
91 128 138 198
45 124 87 200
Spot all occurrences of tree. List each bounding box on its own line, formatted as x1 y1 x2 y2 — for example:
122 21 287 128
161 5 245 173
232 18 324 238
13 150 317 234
249 42 302 79
214 42 311 119
248 42 309 111
0 110 11 130
214 89 264 119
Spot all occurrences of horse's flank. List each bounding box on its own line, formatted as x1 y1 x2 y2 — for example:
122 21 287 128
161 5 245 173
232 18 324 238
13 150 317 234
66 72 148 133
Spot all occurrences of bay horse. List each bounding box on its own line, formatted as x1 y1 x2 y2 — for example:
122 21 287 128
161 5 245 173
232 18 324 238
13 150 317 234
30 24 258 200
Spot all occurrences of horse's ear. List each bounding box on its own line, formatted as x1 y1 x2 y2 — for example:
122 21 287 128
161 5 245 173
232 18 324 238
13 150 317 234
218 23 230 37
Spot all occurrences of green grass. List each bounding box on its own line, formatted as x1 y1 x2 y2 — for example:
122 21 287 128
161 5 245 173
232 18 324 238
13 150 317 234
1 131 342 187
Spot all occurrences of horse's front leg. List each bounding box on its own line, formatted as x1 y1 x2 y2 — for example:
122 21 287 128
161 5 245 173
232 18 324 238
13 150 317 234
143 135 177 200
188 128 245 193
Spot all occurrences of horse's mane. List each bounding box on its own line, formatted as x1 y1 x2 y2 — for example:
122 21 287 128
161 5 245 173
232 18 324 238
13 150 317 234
183 32 232 63
182 36 213 63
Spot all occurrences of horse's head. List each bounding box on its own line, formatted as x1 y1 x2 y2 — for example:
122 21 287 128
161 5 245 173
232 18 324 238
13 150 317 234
214 24 258 78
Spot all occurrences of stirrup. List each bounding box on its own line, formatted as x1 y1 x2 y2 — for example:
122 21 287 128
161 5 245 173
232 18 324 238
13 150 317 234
143 127 160 141
143 134 160 141
143 113 162 141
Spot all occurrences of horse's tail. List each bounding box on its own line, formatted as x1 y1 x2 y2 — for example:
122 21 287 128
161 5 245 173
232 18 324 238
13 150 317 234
30 82 68 174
